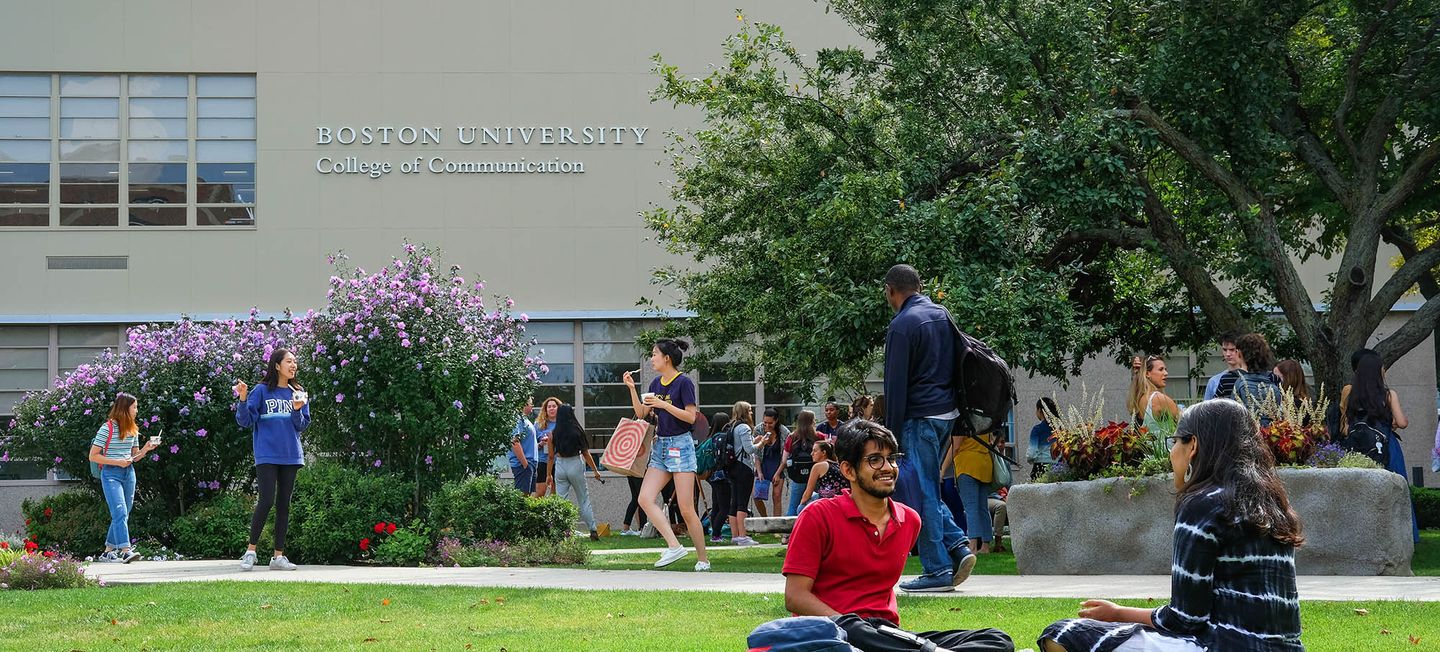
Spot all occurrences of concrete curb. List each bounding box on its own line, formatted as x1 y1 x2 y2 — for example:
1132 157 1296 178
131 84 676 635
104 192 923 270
85 560 1440 602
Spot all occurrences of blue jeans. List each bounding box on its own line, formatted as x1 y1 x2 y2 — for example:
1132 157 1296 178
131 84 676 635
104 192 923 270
901 418 967 576
785 479 810 516
511 461 535 494
957 474 993 541
99 465 136 549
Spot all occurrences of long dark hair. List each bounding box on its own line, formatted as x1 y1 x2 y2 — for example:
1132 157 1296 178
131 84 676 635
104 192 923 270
261 348 303 391
1274 359 1311 403
710 411 731 436
1177 400 1304 546
1349 352 1390 423
551 404 590 456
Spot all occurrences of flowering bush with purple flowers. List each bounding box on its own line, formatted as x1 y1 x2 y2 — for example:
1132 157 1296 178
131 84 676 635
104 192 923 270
3 311 310 520
0 550 97 590
304 243 540 508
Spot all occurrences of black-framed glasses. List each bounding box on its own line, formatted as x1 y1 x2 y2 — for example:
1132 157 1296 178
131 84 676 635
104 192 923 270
862 453 904 469
1165 434 1195 450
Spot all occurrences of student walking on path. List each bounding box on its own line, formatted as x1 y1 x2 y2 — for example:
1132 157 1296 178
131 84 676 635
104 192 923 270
623 338 709 570
881 264 976 593
89 392 160 563
233 348 311 571
546 404 603 541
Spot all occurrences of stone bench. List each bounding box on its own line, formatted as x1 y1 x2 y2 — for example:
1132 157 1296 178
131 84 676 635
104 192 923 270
745 516 797 534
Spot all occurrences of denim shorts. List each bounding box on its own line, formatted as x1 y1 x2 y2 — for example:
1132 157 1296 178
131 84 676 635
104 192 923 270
648 433 697 473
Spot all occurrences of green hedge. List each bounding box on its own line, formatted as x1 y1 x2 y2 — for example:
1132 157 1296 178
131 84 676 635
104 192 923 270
170 493 256 559
429 475 577 544
22 489 108 555
285 463 414 564
1413 486 1440 530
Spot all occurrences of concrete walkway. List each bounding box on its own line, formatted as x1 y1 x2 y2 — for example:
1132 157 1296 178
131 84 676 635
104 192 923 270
88 560 1440 602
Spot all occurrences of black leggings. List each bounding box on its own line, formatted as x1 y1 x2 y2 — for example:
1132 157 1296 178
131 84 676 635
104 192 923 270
250 464 300 550
624 475 648 529
708 479 731 539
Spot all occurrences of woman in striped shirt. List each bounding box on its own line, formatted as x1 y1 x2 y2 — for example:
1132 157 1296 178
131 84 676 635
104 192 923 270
88 392 160 563
1040 399 1305 651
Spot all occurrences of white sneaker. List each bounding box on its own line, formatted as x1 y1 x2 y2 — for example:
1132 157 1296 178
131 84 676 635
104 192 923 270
621 529 640 536
734 536 759 547
269 555 297 571
97 550 122 564
694 560 711 572
238 550 257 571
654 545 688 568
120 549 141 564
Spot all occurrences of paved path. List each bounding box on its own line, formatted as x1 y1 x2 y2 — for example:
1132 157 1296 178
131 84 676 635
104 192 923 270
88 560 1440 602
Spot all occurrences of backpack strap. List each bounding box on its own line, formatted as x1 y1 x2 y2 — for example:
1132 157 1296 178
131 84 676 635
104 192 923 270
101 420 116 467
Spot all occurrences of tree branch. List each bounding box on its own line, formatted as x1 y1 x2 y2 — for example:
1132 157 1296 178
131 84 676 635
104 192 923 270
1373 140 1440 220
1374 289 1440 367
1277 55 1355 213
1335 0 1400 168
1041 227 1151 268
1121 103 1261 212
1367 227 1440 333
1134 174 1247 333
1356 20 1440 197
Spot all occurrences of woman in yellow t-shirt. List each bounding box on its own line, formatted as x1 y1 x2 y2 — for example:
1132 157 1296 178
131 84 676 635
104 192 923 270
952 432 994 553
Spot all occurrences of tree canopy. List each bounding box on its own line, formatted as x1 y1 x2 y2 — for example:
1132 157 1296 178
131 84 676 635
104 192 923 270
644 0 1440 395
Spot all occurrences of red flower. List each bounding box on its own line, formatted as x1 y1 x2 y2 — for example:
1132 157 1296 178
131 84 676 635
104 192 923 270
0 541 8 549
374 522 386 534
359 538 370 551
43 507 53 518
24 540 38 552
385 523 397 535
42 550 54 558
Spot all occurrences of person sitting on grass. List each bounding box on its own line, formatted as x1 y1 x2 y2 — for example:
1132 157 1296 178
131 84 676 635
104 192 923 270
1039 399 1304 652
782 419 1014 652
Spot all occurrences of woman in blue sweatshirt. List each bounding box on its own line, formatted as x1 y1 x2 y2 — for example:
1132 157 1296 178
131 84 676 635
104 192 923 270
233 348 311 571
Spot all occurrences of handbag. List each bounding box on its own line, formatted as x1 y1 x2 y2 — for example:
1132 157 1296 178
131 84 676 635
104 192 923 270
966 432 1016 493
88 420 115 479
601 418 655 478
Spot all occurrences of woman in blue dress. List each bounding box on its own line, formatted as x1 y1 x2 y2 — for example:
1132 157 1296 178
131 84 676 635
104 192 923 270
1341 351 1419 544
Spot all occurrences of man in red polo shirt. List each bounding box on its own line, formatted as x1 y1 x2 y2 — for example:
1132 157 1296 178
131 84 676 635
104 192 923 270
782 420 1013 652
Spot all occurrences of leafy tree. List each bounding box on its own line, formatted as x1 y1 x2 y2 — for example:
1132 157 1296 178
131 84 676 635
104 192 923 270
645 1 1439 396
303 243 541 511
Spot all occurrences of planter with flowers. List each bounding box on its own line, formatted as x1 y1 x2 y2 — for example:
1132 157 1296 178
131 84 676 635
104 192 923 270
1009 388 1413 576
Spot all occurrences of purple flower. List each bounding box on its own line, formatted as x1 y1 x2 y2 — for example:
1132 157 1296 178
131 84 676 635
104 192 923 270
401 339 412 348
463 434 470 441
336 393 346 403
150 454 160 461
53 456 63 463
208 480 221 490
195 429 207 438
179 406 190 417
373 459 382 468
452 400 463 410
169 444 180 454
424 455 433 465
416 363 423 371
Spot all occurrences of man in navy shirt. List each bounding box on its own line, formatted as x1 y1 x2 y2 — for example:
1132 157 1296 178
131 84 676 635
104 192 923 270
882 264 976 592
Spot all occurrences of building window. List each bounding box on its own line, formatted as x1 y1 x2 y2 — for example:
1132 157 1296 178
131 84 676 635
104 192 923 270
527 321 577 409
0 72 256 229
0 324 126 481
580 320 648 448
695 354 757 424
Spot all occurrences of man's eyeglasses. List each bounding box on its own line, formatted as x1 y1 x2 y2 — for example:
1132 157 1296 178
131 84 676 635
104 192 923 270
1165 434 1195 450
862 453 905 469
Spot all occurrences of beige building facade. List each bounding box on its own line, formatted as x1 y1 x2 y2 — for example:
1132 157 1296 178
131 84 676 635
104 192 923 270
0 1 1434 532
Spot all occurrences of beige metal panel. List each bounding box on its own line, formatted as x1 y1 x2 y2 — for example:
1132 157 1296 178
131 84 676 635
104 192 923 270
190 2 258 71
0 2 53 70
257 0 321 73
123 0 195 71
49 3 125 72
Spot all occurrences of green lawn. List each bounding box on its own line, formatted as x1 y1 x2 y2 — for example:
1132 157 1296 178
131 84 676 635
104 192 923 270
1415 529 1439 576
0 582 1434 650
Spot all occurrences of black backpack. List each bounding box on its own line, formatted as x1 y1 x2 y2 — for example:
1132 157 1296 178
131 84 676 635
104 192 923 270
1339 409 1389 464
785 437 815 483
944 310 1018 438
